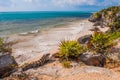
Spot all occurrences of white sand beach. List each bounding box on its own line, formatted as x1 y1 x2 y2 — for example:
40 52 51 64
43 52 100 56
8 19 109 65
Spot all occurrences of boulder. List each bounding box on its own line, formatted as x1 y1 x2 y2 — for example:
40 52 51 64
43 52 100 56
93 21 102 26
80 52 106 67
0 54 18 78
89 27 100 32
88 15 101 22
77 35 92 44
116 13 120 18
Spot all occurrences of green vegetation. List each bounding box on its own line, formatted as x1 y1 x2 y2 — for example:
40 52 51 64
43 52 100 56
62 61 71 68
109 31 120 40
87 32 114 54
0 38 12 53
93 12 101 19
58 40 85 61
57 6 120 68
91 6 120 32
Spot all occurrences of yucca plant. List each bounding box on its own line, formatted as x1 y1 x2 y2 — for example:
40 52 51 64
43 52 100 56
58 40 85 61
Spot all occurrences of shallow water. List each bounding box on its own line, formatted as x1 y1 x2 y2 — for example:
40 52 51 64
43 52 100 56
0 11 92 36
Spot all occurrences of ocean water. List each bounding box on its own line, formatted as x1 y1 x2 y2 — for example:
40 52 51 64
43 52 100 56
0 11 92 36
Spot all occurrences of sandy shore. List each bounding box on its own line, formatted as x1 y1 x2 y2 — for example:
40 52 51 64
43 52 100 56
7 19 94 64
7 19 109 65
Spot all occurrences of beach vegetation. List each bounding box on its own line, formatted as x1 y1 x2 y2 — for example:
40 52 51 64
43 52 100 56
91 6 120 32
0 38 12 54
87 32 115 54
108 31 120 40
62 61 71 68
93 12 101 19
58 40 86 61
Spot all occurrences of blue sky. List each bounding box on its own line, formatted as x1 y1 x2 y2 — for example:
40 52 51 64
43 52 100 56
0 0 120 12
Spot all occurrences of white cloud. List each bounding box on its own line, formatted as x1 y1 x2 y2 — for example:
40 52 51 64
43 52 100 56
52 0 120 7
0 0 120 11
96 0 120 6
52 0 96 7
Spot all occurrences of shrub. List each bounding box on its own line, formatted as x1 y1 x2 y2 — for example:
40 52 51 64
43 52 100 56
0 37 12 54
88 32 114 54
93 12 101 19
109 31 120 40
62 61 71 68
58 40 85 61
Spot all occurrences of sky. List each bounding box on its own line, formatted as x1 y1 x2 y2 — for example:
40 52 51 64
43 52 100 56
0 0 120 12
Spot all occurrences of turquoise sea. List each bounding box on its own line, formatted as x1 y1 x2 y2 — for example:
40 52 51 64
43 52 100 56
0 11 92 36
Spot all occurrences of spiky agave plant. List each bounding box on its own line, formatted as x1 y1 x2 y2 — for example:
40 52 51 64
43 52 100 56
58 40 85 61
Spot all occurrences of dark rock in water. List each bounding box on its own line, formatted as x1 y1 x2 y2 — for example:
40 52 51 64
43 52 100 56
80 52 106 67
0 54 18 78
77 35 92 44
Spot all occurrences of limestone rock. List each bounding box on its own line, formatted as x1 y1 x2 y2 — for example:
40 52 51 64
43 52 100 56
0 54 18 78
80 52 106 67
77 35 92 44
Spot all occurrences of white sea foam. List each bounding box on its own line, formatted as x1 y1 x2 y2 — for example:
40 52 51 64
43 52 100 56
19 32 28 36
29 30 39 34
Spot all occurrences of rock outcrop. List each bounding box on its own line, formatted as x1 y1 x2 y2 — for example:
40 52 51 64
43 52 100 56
0 54 18 78
21 53 50 71
80 52 106 67
77 35 92 44
89 6 120 31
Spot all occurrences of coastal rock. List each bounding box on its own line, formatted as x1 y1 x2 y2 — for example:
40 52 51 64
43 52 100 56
89 6 120 31
93 21 102 26
88 15 101 22
77 35 92 44
80 52 106 67
116 13 120 18
0 54 18 78
107 48 120 61
21 53 51 71
89 27 100 31
8 71 38 80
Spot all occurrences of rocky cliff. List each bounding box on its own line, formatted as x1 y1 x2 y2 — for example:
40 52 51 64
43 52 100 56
89 6 120 32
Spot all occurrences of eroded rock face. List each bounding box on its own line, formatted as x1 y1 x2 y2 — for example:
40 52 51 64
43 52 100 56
0 54 18 78
80 53 106 67
21 53 50 71
77 35 92 44
88 14 102 23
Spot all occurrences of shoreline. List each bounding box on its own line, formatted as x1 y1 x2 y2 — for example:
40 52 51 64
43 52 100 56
5 18 119 80
0 18 87 37
8 19 108 65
